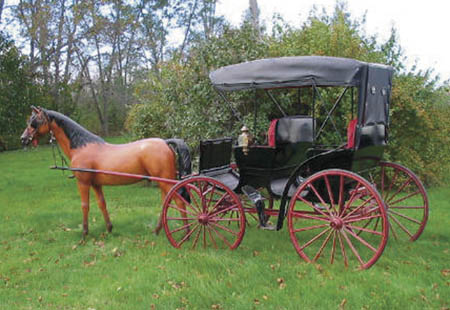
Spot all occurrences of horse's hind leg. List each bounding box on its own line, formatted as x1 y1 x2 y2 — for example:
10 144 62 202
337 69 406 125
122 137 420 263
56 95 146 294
77 181 91 238
92 185 113 233
154 182 188 236
153 182 172 235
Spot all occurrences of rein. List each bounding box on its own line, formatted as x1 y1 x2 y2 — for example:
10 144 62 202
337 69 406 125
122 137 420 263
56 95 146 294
49 130 69 171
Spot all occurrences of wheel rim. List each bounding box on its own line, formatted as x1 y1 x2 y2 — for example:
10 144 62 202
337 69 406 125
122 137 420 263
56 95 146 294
367 162 429 241
288 169 389 270
162 177 246 250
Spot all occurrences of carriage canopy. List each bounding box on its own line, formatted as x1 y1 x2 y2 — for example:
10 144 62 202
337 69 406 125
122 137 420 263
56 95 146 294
209 56 394 126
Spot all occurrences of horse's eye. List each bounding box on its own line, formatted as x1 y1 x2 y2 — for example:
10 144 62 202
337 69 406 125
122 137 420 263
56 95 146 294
30 119 38 129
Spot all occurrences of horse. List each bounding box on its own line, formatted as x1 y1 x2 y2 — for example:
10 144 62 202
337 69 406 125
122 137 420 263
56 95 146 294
20 106 191 238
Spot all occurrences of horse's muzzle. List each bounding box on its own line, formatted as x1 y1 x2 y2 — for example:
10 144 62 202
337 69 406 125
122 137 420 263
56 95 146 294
20 133 32 146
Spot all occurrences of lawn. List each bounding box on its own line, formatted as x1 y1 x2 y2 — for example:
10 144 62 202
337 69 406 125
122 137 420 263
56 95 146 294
0 141 448 309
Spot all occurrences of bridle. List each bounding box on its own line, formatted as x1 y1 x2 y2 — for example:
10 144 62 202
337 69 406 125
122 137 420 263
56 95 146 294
27 108 69 169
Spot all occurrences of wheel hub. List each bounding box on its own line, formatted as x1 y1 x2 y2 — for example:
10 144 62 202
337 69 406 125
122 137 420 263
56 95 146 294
330 217 344 230
198 214 209 225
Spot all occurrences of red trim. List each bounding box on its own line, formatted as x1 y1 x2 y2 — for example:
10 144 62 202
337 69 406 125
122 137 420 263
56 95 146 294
346 119 357 149
268 119 278 147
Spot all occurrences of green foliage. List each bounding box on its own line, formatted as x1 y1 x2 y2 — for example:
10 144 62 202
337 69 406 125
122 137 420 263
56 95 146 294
0 33 46 150
126 5 449 184
0 146 449 309
389 73 450 185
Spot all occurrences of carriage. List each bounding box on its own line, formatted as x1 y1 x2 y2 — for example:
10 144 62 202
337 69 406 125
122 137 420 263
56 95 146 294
25 56 429 270
160 56 429 269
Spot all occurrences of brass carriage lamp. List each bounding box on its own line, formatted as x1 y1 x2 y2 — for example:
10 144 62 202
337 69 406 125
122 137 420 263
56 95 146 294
238 125 253 155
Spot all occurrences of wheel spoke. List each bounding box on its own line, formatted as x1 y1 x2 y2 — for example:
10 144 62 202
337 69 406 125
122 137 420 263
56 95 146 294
337 232 348 267
209 203 239 217
169 221 196 235
341 229 365 266
330 231 337 264
309 183 333 215
379 165 385 192
388 190 421 206
342 195 377 220
324 175 337 214
185 186 202 213
299 227 331 251
206 226 218 249
390 205 424 209
344 227 378 253
385 177 413 204
338 175 345 210
293 223 328 233
210 191 229 213
339 181 361 216
166 216 197 221
203 226 207 248
168 201 197 218
178 224 200 247
313 229 334 262
346 224 383 236
345 214 382 224
205 184 217 210
210 222 240 236
209 225 233 248
299 195 330 218
385 169 399 199
389 213 414 238
290 211 331 222
388 209 422 225
191 225 202 249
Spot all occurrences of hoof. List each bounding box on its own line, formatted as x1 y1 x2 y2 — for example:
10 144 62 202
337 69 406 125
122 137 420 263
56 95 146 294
152 227 161 236
107 223 113 233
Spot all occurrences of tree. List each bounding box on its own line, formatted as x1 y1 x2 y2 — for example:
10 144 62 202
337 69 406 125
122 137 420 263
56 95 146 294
0 33 45 150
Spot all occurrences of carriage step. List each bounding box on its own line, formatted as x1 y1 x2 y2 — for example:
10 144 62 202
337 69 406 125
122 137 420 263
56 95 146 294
241 185 269 227
259 224 276 231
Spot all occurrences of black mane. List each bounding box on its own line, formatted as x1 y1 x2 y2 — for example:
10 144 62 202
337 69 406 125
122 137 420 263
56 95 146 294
46 110 105 149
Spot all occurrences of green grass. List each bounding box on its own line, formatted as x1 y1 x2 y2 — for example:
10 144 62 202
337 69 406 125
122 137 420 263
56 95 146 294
0 143 449 310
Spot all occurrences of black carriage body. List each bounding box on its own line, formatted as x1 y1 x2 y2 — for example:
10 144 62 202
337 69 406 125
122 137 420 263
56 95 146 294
206 56 393 228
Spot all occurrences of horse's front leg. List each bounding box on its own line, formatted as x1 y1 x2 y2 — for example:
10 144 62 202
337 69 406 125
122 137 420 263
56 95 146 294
77 181 91 238
92 185 113 233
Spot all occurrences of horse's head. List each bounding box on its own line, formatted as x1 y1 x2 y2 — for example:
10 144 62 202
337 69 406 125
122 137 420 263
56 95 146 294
21 106 51 147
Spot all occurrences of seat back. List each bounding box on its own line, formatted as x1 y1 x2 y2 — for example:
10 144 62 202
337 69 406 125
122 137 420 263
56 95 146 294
268 116 315 147
199 138 233 173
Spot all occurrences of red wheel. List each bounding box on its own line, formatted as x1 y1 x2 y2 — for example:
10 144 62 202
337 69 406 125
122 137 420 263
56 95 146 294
367 162 429 241
162 176 246 250
288 169 389 270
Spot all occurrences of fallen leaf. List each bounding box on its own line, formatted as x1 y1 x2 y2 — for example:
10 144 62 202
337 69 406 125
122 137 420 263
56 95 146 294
339 298 347 310
441 269 450 277
83 261 96 267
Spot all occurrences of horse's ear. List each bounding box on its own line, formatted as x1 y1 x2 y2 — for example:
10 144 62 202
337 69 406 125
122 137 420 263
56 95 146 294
31 106 40 114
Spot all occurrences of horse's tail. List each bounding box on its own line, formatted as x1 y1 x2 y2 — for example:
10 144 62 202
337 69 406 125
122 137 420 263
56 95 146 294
165 138 192 178
165 139 192 203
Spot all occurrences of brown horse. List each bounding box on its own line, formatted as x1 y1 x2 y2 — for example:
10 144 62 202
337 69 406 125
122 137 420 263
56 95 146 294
21 106 190 237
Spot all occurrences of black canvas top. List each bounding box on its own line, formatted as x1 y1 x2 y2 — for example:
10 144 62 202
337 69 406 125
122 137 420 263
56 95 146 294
209 56 391 91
